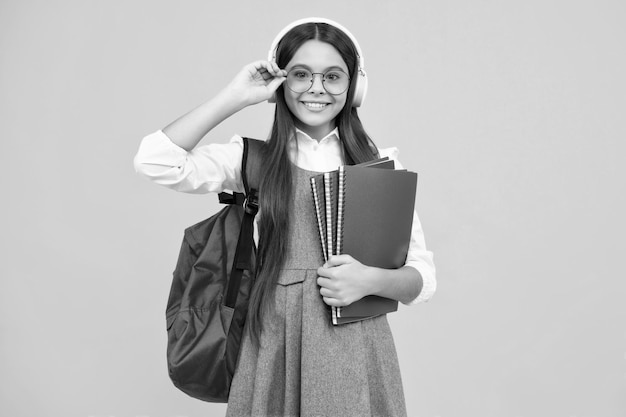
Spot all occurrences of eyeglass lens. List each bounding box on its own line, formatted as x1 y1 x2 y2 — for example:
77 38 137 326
286 68 350 95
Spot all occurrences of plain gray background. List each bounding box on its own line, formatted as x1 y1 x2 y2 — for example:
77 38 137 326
1 0 624 416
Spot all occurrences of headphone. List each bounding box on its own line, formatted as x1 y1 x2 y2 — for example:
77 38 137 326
267 17 368 107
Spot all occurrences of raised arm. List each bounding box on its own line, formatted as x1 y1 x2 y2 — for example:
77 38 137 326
162 61 286 151
134 61 286 194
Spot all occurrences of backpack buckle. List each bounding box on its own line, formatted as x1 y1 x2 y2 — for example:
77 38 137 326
244 189 259 215
218 192 246 206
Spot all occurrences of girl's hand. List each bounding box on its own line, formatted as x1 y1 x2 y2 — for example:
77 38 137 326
316 255 375 307
227 60 287 106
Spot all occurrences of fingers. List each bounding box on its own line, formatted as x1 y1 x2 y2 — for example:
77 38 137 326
317 277 337 304
317 276 333 288
318 275 359 307
269 61 287 77
319 283 349 307
317 255 351 277
267 75 286 92
319 286 333 297
322 296 345 307
324 254 354 268
248 60 287 78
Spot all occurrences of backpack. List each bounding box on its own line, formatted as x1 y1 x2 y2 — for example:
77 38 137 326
165 137 264 402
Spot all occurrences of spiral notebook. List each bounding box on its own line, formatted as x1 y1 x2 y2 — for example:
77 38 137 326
310 157 393 264
334 165 417 324
310 159 417 325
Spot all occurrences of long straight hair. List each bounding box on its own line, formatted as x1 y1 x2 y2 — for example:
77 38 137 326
247 22 380 346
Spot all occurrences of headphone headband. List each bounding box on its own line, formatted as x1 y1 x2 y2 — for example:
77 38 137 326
266 17 368 107
267 17 365 73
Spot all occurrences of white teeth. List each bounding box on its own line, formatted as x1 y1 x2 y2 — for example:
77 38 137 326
303 102 327 109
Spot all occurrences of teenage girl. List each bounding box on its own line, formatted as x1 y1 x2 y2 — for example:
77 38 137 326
134 17 436 417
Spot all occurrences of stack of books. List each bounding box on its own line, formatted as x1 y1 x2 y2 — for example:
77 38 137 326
310 158 418 325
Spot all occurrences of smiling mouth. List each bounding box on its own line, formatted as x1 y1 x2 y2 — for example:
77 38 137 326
302 102 329 109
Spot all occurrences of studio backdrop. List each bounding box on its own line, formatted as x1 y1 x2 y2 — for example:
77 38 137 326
1 0 624 416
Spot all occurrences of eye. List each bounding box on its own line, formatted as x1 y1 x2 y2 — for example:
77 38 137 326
324 71 345 82
291 70 310 80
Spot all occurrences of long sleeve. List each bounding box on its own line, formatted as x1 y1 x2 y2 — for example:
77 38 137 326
134 129 436 304
379 147 437 305
133 130 245 194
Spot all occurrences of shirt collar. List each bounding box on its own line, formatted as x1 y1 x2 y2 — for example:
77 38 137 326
294 127 340 144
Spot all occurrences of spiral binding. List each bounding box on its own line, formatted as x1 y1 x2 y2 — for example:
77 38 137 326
310 177 328 262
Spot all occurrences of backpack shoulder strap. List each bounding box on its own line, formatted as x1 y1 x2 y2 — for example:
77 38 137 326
241 137 265 195
224 137 264 308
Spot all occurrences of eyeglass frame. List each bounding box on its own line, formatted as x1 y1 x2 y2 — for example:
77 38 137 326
284 67 351 96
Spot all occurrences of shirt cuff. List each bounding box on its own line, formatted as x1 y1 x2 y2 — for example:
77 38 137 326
403 263 437 305
133 130 188 170
133 130 245 194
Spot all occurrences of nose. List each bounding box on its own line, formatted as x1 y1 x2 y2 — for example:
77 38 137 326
309 73 326 94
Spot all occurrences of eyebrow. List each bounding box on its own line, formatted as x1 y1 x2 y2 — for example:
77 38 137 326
288 64 348 72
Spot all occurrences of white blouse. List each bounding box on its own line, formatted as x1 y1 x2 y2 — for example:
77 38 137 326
134 128 436 305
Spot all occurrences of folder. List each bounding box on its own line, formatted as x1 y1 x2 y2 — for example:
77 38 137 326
334 165 417 324
310 160 417 325
310 157 393 263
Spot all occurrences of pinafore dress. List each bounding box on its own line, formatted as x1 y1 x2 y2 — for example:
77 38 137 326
226 165 407 417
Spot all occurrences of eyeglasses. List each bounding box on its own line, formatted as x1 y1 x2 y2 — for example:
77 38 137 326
285 68 350 95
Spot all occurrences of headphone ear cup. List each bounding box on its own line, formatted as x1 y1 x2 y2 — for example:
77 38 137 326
352 71 368 107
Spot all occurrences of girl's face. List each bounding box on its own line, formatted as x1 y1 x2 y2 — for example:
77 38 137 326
283 40 349 140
